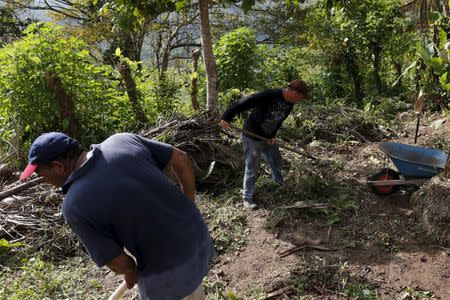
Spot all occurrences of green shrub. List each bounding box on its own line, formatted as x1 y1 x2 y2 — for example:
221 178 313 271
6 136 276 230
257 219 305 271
0 22 134 158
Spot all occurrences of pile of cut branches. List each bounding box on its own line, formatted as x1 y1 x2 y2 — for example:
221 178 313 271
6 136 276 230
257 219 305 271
140 112 243 190
0 177 80 260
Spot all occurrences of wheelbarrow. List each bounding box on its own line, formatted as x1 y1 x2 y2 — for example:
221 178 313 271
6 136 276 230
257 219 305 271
367 142 450 195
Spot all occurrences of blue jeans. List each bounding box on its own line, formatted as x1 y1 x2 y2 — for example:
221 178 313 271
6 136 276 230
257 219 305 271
242 135 283 200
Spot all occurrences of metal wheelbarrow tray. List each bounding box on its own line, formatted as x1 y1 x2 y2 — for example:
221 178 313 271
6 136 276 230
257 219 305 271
367 142 448 195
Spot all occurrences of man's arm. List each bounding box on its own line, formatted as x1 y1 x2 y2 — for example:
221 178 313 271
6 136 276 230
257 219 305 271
221 91 266 123
106 252 138 288
167 147 196 202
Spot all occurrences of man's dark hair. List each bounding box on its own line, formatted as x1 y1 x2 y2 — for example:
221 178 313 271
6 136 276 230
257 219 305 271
288 79 309 98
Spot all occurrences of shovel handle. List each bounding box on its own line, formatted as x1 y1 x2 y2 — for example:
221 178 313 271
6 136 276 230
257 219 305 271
227 124 316 160
108 281 128 300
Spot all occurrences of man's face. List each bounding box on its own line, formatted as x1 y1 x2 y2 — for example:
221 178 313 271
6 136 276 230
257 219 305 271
285 88 306 104
36 161 68 187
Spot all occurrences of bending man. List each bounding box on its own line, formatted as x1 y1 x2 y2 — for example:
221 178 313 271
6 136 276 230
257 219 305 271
219 79 309 209
21 132 214 300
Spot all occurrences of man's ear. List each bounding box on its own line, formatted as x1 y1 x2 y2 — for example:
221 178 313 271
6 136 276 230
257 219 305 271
51 160 66 172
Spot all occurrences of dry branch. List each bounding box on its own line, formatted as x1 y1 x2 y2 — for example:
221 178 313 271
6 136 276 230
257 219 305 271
278 244 339 258
0 177 44 200
264 287 294 299
277 201 332 210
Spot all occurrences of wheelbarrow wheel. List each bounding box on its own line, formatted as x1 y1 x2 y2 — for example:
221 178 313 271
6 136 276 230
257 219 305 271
368 168 400 195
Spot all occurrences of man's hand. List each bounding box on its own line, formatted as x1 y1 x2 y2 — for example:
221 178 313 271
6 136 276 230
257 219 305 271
107 252 138 288
265 138 276 145
219 120 230 129
124 270 138 289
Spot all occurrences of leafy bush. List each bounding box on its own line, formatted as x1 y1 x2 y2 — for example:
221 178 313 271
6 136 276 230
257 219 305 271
215 27 259 91
0 22 134 158
137 71 184 119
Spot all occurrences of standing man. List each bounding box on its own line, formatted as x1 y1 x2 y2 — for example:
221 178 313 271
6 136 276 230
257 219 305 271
20 132 214 300
219 79 309 209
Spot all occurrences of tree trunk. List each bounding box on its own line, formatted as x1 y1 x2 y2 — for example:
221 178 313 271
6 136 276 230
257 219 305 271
160 38 171 78
117 61 149 124
198 0 218 112
43 71 79 138
190 49 201 111
393 60 402 88
371 42 382 93
344 48 364 106
330 54 345 98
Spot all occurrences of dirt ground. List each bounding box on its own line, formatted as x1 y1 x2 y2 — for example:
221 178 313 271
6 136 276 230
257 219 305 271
208 115 450 299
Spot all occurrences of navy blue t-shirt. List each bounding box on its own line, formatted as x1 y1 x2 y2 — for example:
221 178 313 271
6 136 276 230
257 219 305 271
62 133 213 300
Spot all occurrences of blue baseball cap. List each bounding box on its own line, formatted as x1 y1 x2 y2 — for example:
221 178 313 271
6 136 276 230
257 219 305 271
20 132 80 180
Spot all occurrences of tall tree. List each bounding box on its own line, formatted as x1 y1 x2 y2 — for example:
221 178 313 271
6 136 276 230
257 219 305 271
198 0 218 111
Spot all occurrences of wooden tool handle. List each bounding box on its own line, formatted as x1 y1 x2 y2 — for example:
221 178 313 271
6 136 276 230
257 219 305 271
227 124 316 160
108 281 128 300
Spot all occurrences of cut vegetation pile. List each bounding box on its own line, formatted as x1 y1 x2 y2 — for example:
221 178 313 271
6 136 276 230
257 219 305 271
140 112 243 190
0 179 80 260
411 175 450 245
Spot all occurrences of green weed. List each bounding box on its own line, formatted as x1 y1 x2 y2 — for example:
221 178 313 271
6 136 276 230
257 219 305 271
0 256 104 300
196 192 248 255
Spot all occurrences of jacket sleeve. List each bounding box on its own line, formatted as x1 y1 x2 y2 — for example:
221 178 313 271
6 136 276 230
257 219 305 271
221 91 267 122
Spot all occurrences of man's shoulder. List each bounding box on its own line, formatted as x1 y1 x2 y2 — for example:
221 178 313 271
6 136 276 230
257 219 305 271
251 88 283 101
103 132 136 144
258 88 282 96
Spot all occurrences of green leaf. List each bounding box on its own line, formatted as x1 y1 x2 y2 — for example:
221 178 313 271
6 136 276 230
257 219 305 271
175 1 185 11
99 3 108 14
391 60 416 87
190 72 198 81
226 290 238 300
0 238 24 250
439 72 450 90
438 28 447 48
430 57 445 75
200 161 215 181
30 56 42 64
115 47 122 57
418 43 432 62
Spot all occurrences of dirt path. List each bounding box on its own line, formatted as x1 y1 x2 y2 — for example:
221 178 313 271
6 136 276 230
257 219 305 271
211 210 298 298
210 195 450 299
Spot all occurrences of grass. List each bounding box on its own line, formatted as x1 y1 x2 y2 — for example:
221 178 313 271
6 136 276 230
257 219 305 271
258 158 358 231
287 258 379 299
0 256 108 300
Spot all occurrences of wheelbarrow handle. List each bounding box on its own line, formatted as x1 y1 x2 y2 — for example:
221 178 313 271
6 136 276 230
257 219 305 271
227 124 317 160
